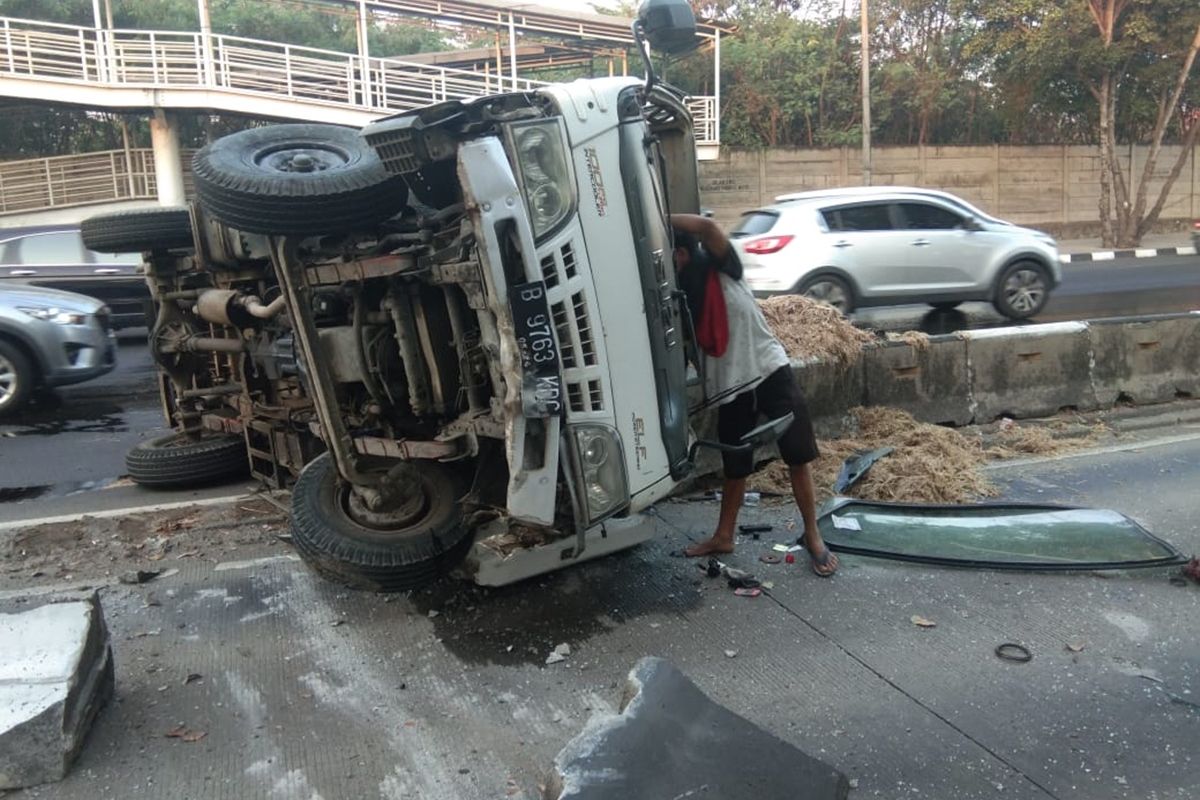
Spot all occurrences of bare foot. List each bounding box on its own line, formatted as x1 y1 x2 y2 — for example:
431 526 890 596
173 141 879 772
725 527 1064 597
685 536 735 557
809 547 839 577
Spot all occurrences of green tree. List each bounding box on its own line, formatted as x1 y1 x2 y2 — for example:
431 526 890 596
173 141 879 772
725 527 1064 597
969 0 1200 246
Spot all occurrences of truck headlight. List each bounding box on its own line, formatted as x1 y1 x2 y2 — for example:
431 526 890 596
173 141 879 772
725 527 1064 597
17 306 86 325
510 121 574 240
571 424 629 525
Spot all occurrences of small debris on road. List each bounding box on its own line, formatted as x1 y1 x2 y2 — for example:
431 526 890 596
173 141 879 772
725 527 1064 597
427 610 440 619
183 673 203 685
1065 640 1086 653
759 554 782 565
546 643 571 665
118 569 164 585
995 643 1033 663
723 649 738 659
733 588 761 598
910 615 937 628
1184 557 1200 584
165 725 207 743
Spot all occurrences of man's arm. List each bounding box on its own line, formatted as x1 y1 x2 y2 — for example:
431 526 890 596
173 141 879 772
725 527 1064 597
671 213 729 261
671 213 742 279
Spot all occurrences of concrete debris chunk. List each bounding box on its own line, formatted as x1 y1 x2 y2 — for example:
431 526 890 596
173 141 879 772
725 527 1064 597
546 643 571 665
0 593 114 789
547 657 849 799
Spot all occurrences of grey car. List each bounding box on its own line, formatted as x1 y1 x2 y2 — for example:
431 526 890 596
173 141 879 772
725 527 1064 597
732 187 1062 319
0 283 117 417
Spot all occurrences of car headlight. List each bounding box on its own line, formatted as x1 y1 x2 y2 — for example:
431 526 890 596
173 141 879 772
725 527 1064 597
510 121 574 240
17 306 86 325
571 424 629 525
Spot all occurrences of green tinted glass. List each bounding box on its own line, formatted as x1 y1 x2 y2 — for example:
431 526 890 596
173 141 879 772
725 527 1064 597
818 499 1186 570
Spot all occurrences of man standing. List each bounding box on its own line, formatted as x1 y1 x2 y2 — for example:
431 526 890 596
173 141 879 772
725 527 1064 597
672 213 838 577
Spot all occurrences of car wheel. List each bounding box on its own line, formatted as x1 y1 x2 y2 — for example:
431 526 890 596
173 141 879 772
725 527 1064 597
289 452 473 592
993 261 1050 320
192 123 407 235
798 275 855 314
125 431 249 488
0 340 34 419
929 301 962 311
80 207 194 253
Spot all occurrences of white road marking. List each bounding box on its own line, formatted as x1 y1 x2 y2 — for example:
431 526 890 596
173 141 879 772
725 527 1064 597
0 492 255 533
215 554 301 572
983 429 1200 471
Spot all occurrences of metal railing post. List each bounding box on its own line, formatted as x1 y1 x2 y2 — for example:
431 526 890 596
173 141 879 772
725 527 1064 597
2 20 12 74
43 159 54 207
150 31 159 82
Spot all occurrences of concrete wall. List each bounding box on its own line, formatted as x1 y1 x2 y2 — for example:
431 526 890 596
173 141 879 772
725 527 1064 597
795 313 1200 432
700 144 1200 235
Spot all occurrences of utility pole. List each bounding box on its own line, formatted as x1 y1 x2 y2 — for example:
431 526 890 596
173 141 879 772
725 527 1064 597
860 0 872 186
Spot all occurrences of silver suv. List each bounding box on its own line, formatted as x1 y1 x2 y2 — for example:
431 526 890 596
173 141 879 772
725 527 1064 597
0 284 116 417
732 187 1062 319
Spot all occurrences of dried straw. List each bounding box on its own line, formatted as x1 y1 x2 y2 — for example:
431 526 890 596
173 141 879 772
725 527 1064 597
884 330 931 350
749 406 998 504
758 295 874 365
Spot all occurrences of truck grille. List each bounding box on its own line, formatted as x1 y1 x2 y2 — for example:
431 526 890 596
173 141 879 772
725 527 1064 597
538 237 607 417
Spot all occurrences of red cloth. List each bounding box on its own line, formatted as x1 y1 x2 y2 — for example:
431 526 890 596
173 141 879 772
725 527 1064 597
696 268 729 357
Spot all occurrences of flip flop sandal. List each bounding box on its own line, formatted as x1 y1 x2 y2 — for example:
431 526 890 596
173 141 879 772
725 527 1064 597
809 548 838 578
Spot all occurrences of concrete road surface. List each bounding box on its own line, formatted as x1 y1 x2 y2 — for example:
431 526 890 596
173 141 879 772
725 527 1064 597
1 419 1197 799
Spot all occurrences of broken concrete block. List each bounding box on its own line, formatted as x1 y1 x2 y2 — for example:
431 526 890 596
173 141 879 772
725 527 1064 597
547 657 849 800
0 593 114 789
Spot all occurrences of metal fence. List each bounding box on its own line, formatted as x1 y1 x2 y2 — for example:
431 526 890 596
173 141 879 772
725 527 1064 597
0 16 719 144
0 149 165 214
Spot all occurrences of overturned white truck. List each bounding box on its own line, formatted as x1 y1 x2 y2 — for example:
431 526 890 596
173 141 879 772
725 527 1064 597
84 0 779 590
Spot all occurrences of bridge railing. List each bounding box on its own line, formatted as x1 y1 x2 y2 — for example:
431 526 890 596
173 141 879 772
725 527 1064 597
0 16 719 143
0 149 167 215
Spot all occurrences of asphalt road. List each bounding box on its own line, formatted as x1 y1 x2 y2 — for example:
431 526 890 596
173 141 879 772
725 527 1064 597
855 253 1200 333
0 253 1196 518
4 422 1197 799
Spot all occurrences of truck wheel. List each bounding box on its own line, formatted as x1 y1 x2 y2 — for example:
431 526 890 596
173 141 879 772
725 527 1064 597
192 124 407 236
125 431 249 488
993 260 1050 320
289 452 472 592
81 207 193 253
0 340 35 419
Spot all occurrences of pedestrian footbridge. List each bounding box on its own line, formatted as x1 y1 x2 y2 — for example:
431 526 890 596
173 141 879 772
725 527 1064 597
0 4 724 222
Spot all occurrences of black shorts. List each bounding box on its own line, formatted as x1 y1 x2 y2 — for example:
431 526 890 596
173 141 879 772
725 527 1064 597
717 366 819 479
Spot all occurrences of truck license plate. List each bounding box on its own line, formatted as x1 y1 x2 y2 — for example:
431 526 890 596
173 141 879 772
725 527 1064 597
510 281 564 418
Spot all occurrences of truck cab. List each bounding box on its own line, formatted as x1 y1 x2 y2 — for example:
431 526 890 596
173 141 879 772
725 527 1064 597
93 0 723 589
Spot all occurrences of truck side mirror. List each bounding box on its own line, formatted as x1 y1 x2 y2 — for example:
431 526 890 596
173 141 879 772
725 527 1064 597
687 413 794 463
636 0 699 56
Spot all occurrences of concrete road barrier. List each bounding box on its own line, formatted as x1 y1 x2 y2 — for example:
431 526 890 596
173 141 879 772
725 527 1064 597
790 313 1199 428
862 336 973 426
798 357 866 434
1089 313 1200 406
962 322 1098 421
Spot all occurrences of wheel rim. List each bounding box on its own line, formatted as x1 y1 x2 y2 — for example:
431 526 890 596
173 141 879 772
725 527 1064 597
1003 268 1046 314
804 280 849 313
252 142 354 175
343 471 433 533
0 352 18 409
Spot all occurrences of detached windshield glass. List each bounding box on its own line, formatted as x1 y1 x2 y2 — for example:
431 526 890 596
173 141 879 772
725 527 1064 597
818 499 1187 570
